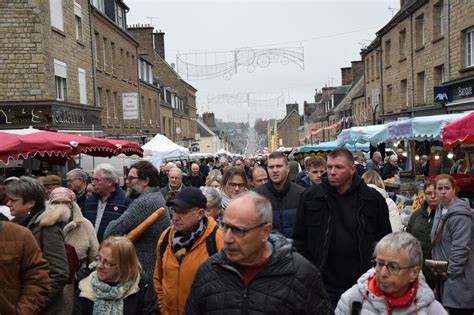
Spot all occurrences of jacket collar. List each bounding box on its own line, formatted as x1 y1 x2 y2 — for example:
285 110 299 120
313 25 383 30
316 173 372 200
265 179 291 197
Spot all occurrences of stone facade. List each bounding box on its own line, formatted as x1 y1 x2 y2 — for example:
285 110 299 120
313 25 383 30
0 0 99 132
277 104 300 147
127 25 198 147
361 38 382 125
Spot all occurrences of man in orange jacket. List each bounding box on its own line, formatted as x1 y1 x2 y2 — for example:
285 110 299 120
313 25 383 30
153 187 224 314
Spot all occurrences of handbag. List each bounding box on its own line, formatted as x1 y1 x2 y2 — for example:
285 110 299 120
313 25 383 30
424 259 448 280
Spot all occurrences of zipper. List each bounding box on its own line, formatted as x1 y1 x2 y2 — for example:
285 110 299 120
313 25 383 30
242 287 248 314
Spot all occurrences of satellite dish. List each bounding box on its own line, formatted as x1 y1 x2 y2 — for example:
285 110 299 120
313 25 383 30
171 62 176 69
175 127 182 134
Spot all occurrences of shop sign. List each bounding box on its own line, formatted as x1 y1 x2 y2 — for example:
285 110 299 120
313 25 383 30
450 79 474 101
433 86 450 103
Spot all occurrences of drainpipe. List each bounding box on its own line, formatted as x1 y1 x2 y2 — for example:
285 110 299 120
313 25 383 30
378 39 384 124
410 11 416 117
446 0 451 81
89 1 98 111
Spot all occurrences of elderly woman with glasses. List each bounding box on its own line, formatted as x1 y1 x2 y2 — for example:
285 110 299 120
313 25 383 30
74 236 158 314
335 232 446 314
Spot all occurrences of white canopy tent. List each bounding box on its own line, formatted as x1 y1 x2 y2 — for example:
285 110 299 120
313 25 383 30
142 134 189 167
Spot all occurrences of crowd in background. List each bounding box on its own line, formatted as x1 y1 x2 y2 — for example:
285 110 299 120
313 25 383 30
0 148 472 314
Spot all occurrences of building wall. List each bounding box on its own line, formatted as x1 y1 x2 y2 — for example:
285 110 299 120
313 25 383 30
92 10 140 136
198 135 218 153
352 95 370 126
160 105 174 138
139 81 160 135
361 40 382 124
278 111 300 147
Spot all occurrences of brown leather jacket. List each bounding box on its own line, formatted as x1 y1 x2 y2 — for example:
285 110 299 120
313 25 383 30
0 221 50 314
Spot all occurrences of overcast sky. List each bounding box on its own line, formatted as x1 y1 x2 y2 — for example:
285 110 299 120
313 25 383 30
126 0 399 124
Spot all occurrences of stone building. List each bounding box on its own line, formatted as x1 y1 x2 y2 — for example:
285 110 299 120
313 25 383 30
367 0 474 122
0 0 99 132
360 38 382 125
277 103 300 147
91 0 143 137
127 25 198 148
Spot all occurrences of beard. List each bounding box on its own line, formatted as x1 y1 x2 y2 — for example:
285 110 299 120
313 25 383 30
126 186 143 200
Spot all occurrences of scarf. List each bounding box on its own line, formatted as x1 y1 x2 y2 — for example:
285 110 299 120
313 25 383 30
91 271 134 315
172 216 207 261
368 275 419 310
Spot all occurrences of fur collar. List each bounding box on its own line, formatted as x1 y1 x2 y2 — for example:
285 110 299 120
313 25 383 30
63 202 86 234
36 202 71 227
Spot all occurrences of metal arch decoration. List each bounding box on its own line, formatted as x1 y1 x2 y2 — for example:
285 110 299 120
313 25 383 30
176 46 304 81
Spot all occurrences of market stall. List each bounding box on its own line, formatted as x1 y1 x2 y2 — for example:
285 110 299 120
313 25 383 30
142 134 189 167
442 112 474 148
292 140 370 155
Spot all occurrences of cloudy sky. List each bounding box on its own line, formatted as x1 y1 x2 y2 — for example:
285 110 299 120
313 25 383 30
126 0 399 124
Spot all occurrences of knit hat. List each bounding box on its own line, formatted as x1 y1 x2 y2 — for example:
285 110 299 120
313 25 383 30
42 175 61 186
49 187 76 204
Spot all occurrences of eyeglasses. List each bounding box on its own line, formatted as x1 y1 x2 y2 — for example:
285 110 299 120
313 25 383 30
91 177 105 182
126 176 140 181
170 206 198 216
371 259 418 275
94 255 117 268
227 182 246 189
67 178 80 183
221 222 267 237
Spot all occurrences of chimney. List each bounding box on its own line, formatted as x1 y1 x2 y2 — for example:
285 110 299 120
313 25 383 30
351 60 364 82
341 67 352 85
202 112 216 127
286 103 299 116
400 0 407 7
153 31 165 59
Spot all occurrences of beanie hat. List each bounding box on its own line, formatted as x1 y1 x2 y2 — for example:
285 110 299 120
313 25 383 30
49 187 75 203
42 175 61 186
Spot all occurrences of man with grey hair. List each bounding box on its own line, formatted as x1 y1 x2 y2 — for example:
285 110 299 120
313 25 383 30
81 163 130 242
185 191 332 314
366 151 382 175
66 168 88 208
336 232 446 314
160 167 185 201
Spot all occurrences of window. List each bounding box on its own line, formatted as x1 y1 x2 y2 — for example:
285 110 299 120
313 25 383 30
116 4 125 29
111 42 115 74
94 32 100 68
162 117 166 135
366 57 370 83
386 84 393 111
97 87 102 107
415 14 425 49
74 1 82 41
103 37 108 71
370 55 375 80
433 1 444 39
466 28 474 67
400 79 408 108
105 90 110 120
375 52 380 78
113 92 118 120
92 0 104 12
434 64 445 86
54 59 67 101
49 0 64 31
78 68 87 104
399 29 407 60
119 48 124 78
384 39 391 67
416 71 426 104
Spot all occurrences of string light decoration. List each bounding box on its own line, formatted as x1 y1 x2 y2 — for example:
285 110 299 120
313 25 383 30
176 46 304 80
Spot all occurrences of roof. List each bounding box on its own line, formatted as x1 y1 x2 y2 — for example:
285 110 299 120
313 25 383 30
277 109 300 130
376 0 428 37
334 77 365 113
197 119 216 137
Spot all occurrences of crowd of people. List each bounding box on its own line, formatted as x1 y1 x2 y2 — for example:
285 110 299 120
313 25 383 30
0 147 472 314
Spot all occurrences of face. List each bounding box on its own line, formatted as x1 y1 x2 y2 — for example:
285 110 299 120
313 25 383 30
374 154 382 163
326 156 355 189
91 170 114 197
224 175 247 198
251 169 268 188
209 180 221 189
397 150 404 158
234 159 244 168
267 158 289 185
375 246 419 297
436 178 456 206
424 185 438 210
67 175 85 193
205 200 221 220
168 171 182 190
96 247 119 282
389 159 398 166
126 168 144 199
307 166 325 185
6 195 34 218
44 184 60 199
171 206 204 233
222 197 271 265
191 164 200 175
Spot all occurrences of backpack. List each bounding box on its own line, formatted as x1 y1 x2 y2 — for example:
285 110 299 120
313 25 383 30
40 227 80 284
159 225 219 258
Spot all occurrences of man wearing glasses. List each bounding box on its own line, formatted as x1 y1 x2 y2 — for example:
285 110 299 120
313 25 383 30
66 168 88 208
104 160 170 281
154 187 224 315
185 191 332 314
82 163 130 242
336 232 446 314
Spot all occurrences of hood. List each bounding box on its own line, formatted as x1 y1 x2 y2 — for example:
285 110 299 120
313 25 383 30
36 202 71 227
63 202 86 234
268 232 293 259
356 268 436 310
443 198 473 219
367 184 389 199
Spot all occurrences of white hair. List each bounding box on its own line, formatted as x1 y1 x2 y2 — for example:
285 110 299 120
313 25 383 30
94 163 118 182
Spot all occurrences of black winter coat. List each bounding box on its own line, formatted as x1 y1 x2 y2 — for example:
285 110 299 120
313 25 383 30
81 184 131 242
293 174 392 282
254 180 304 238
184 234 332 315
73 276 159 315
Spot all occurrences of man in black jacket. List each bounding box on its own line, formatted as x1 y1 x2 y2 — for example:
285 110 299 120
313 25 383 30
185 192 332 314
254 152 304 238
293 148 392 309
